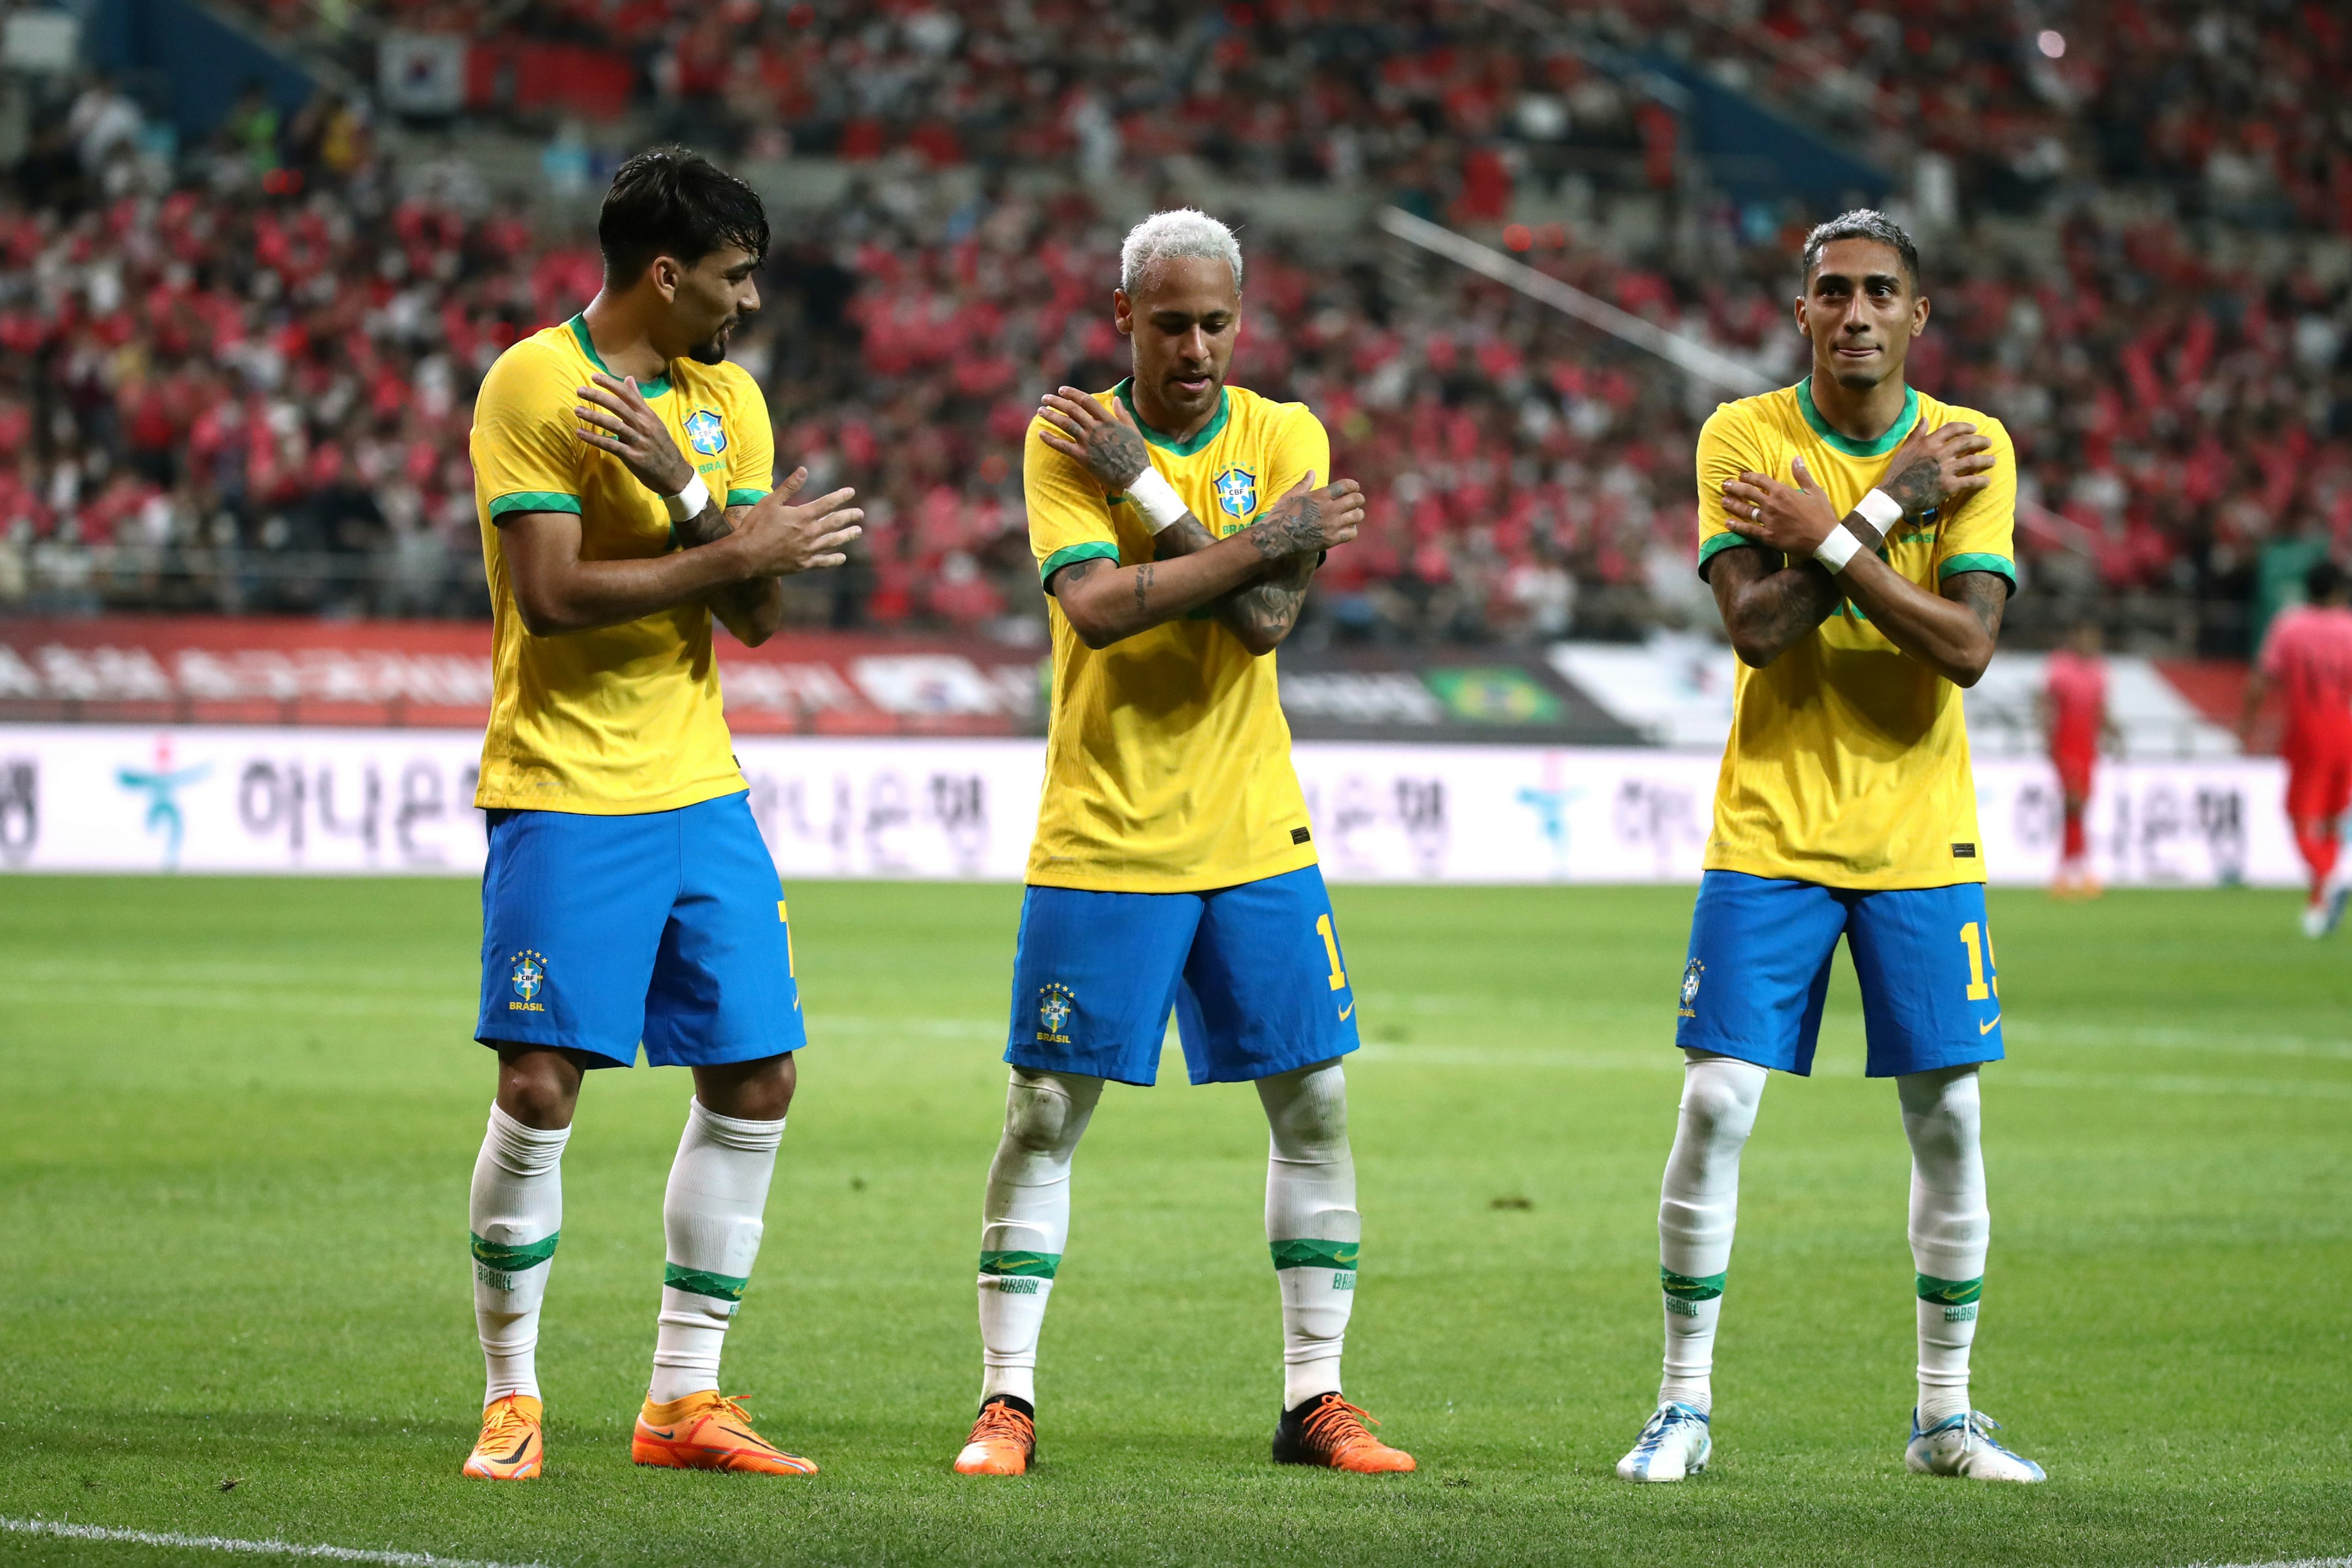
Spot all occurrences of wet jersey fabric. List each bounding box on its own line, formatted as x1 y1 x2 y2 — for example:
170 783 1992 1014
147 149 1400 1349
470 315 775 814
1023 379 1327 892
1695 377 2017 890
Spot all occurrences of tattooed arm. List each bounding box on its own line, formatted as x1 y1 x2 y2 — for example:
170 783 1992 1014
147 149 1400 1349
1044 477 1360 650
1033 385 1352 652
1715 420 2007 685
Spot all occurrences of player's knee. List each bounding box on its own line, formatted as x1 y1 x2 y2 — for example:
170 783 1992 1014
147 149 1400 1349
1002 1071 1096 1158
1261 1060 1348 1155
1679 1062 1762 1143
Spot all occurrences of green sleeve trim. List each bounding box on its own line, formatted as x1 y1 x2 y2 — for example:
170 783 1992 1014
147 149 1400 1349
726 488 769 508
1696 530 1755 578
663 1262 748 1303
1270 1238 1359 1272
1939 552 2017 589
471 1232 559 1270
1039 540 1121 587
1917 1273 1983 1306
488 491 583 519
1661 1267 1725 1302
979 1250 1061 1280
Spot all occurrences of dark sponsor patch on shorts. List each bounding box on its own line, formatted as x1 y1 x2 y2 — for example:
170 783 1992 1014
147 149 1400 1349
1952 842 1977 858
1291 826 1312 844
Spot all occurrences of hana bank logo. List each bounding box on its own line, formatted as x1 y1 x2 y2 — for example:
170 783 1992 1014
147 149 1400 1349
116 737 213 870
1514 753 1583 875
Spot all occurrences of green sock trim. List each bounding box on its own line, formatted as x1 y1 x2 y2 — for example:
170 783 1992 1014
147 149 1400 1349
978 1250 1060 1280
1916 1273 1983 1306
664 1263 749 1302
1270 1238 1359 1272
470 1232 559 1271
1660 1267 1725 1302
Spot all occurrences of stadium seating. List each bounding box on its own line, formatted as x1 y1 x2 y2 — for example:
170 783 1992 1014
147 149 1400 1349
5 1 2347 650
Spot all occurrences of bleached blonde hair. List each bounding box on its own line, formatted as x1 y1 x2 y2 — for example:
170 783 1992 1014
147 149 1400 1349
1118 208 1243 296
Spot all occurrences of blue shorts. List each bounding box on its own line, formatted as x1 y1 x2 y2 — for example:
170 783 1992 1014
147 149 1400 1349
475 792 805 1069
1006 864 1361 1087
1674 870 2003 1078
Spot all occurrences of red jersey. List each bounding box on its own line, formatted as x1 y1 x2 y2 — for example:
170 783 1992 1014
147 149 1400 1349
2044 649 2106 758
2260 605 2352 753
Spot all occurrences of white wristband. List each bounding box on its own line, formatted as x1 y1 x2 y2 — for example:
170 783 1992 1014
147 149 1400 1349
663 473 711 525
1124 466 1189 529
1813 521 1865 573
1855 486 1904 532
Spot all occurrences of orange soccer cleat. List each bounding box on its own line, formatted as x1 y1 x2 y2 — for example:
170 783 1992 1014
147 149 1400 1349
952 1395 1036 1476
1270 1392 1417 1474
462 1393 545 1480
631 1392 818 1476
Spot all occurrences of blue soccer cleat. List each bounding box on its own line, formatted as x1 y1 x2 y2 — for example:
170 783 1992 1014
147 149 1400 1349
1904 1408 2046 1483
1615 1401 1711 1482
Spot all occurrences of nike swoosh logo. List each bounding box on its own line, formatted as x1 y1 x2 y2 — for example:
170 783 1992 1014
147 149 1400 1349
720 1425 782 1453
1337 1002 1354 1021
497 1435 535 1463
644 1427 676 1439
1978 1014 2001 1035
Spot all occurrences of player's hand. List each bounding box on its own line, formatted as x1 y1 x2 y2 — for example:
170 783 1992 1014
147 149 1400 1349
1037 386 1150 490
1723 458 1842 555
575 373 697 497
1243 470 1363 560
728 467 863 575
1880 419 1996 521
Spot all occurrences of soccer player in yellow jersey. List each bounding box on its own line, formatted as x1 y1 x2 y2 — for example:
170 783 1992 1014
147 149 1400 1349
1616 211 2048 1486
949 210 1413 1479
458 148 862 1481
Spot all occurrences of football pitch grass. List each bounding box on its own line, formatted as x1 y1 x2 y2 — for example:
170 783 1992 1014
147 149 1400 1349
1 877 2346 1567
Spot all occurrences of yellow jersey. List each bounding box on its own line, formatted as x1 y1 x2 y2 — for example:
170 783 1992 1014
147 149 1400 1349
1024 379 1326 892
469 316 775 814
1695 377 2018 889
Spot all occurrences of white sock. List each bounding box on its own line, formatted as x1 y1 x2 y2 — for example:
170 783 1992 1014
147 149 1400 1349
469 1102 570 1406
1259 1060 1358 1409
1656 1054 1766 1415
648 1098 784 1406
976 1069 1101 1407
1900 1067 1989 1426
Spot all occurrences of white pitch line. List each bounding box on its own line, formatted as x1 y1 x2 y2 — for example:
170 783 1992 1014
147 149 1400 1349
2188 1558 2352 1567
0 1517 552 1568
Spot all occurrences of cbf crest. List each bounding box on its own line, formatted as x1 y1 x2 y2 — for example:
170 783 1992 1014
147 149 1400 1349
510 949 548 1013
684 408 727 456
1036 982 1075 1044
1213 465 1257 519
1677 957 1703 1018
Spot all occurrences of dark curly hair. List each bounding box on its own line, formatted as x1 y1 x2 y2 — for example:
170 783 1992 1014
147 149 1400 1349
598 145 770 287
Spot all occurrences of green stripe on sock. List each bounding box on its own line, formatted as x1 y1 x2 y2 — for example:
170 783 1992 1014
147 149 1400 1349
470 1232 558 1271
664 1263 749 1302
1661 1267 1725 1302
1270 1238 1359 1272
978 1250 1060 1280
1917 1273 1983 1306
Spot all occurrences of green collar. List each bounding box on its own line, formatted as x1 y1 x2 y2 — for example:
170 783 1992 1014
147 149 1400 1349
570 314 671 398
1113 377 1228 456
1795 375 1917 458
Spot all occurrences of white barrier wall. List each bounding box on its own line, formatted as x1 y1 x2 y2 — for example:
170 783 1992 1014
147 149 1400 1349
0 725 2300 887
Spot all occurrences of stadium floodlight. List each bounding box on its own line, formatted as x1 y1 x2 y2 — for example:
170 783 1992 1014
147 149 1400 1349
1377 206 1775 398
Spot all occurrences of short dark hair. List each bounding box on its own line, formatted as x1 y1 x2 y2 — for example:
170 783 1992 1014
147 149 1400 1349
1801 208 1921 293
598 146 770 286
2309 557 2348 604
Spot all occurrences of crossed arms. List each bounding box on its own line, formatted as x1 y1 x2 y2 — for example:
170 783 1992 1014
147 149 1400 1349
1033 388 1360 655
1704 419 2010 688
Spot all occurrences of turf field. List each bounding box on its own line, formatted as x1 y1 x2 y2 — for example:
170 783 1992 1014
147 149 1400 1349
1 876 2347 1567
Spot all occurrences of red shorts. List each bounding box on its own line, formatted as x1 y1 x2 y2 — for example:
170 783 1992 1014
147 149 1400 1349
2050 745 2096 801
2284 735 2352 823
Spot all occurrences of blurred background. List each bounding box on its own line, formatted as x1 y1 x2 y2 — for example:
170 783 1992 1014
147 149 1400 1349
0 0 2343 873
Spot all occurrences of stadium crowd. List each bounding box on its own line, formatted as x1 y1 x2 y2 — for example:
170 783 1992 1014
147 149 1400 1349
4 0 2350 646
